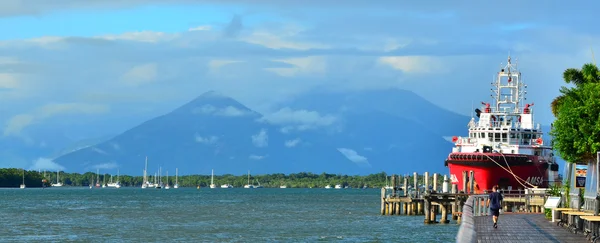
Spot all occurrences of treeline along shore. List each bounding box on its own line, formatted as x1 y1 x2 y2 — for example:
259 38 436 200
0 168 445 188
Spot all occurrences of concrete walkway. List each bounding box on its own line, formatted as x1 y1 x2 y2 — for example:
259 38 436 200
474 213 589 243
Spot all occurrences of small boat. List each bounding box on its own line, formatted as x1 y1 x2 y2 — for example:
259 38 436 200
20 169 26 189
210 169 216 189
51 171 63 187
334 184 342 189
173 168 179 189
220 184 233 188
165 171 170 190
244 170 254 188
325 185 332 189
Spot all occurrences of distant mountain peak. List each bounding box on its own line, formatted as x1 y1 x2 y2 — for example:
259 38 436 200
171 91 260 117
199 90 225 98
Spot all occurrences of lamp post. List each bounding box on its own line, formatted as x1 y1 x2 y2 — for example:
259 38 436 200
596 151 600 216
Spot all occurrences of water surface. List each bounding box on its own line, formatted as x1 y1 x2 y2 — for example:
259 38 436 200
0 188 458 242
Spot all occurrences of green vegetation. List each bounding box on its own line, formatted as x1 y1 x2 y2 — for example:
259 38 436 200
550 63 600 164
0 169 446 188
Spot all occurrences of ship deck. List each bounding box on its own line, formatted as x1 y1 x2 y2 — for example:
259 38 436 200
472 213 589 243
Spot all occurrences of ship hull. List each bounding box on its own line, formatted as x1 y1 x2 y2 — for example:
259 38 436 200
445 152 557 192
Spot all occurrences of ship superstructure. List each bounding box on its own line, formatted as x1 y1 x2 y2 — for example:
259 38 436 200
445 56 559 192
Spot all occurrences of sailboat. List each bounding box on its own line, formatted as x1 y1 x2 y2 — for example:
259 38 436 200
141 156 155 189
155 167 163 189
107 170 121 188
210 169 216 189
20 169 26 189
51 171 63 187
95 169 101 188
384 176 393 190
173 168 179 189
165 171 170 190
244 170 254 188
102 174 106 188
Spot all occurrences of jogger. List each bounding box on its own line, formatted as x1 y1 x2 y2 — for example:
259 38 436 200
486 185 503 228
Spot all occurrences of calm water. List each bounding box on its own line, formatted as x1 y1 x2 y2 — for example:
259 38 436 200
0 188 458 242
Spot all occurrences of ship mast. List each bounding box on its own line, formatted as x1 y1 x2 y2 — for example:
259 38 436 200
491 56 527 115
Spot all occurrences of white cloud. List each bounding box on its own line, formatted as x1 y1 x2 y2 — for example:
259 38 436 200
208 60 242 71
120 63 158 86
337 148 371 167
91 162 119 170
195 134 219 144
92 147 108 155
3 103 110 137
260 107 337 132
249 154 266 160
241 25 329 50
29 157 65 171
101 31 179 43
188 25 212 31
378 56 444 74
0 73 20 89
251 129 268 147
193 105 252 117
284 138 301 148
266 56 327 77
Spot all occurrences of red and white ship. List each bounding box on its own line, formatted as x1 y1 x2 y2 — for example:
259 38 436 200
445 56 559 193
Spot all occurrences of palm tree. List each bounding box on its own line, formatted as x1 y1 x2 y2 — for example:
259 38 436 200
551 63 600 116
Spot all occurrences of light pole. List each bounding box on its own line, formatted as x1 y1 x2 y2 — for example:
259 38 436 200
596 151 600 216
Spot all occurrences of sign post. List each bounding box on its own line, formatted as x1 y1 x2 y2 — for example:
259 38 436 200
545 196 562 222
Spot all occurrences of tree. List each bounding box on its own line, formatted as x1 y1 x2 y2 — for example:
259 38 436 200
550 82 600 163
551 63 600 116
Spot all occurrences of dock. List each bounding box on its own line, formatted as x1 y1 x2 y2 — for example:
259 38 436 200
380 171 547 224
457 196 590 243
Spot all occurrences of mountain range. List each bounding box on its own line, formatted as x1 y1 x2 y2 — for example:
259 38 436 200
4 88 561 176
48 89 470 176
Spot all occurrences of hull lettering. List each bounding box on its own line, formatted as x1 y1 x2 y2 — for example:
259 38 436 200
526 176 543 186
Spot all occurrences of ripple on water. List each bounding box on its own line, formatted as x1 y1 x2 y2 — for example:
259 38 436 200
0 188 458 242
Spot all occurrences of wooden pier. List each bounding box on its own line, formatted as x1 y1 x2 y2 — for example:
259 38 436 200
381 171 549 224
457 196 590 243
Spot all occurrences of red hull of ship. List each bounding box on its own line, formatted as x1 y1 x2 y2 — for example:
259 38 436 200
446 152 550 193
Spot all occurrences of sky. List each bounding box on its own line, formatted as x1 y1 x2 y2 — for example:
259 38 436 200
1 0 599 144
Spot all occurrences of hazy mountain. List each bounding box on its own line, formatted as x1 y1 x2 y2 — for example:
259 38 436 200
51 89 474 176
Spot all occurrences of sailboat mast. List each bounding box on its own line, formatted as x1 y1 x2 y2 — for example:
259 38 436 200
176 168 178 184
211 169 214 184
144 156 148 183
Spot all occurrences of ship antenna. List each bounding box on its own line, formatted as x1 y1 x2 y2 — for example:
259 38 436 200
471 100 474 118
592 47 597 66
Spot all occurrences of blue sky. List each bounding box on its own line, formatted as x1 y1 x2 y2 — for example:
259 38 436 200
1 0 599 148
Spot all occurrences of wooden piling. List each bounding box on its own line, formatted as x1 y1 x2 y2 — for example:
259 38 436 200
424 172 429 192
433 173 438 192
441 204 449 223
462 171 468 193
380 187 386 215
424 198 431 224
413 172 418 198
469 170 475 194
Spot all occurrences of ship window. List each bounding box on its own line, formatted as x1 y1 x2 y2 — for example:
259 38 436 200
488 133 493 142
494 133 501 142
509 133 516 138
532 134 537 139
523 133 532 139
501 133 507 142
